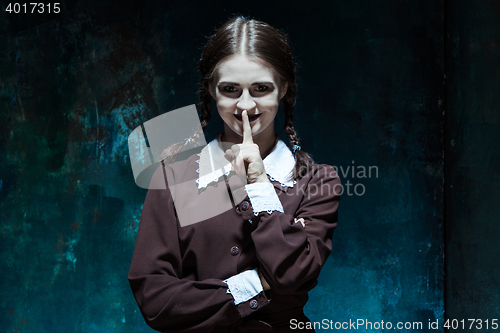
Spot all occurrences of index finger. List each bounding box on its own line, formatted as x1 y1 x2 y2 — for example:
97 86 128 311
241 110 253 144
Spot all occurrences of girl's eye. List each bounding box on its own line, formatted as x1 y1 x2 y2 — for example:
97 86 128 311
256 85 268 92
223 86 237 93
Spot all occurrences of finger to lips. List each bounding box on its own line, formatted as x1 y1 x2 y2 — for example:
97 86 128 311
242 110 253 144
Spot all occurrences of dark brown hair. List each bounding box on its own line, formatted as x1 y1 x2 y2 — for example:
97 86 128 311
198 15 314 180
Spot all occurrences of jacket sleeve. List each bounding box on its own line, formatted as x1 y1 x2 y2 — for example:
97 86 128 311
246 164 341 296
128 166 268 333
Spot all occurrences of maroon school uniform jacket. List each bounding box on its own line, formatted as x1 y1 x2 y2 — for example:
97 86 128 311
128 136 341 333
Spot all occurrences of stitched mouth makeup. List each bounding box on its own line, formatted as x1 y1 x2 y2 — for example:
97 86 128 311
234 114 261 122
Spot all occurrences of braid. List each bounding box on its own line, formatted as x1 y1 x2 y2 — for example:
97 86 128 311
157 79 210 166
198 79 212 132
159 127 203 166
283 87 315 181
159 77 211 165
283 88 299 146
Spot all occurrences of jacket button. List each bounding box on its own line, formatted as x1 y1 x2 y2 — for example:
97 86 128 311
249 299 258 309
230 246 239 256
241 200 250 210
235 206 242 215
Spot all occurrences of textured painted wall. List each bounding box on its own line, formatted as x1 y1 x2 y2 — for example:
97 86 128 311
299 2 444 330
0 0 446 332
445 0 500 326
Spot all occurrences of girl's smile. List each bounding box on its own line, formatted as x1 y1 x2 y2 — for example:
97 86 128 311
234 113 261 122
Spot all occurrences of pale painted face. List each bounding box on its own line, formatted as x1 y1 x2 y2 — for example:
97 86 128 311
210 54 286 140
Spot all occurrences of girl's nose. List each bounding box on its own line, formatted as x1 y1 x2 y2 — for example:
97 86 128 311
236 90 256 111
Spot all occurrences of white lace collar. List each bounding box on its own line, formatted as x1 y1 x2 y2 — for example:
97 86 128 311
195 135 297 189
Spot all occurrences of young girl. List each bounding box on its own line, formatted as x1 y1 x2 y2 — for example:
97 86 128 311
128 16 341 332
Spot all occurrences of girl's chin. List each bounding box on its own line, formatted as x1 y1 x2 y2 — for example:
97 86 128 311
229 123 260 137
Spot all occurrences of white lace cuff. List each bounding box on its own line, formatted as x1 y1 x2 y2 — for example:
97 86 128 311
222 269 263 305
245 182 284 216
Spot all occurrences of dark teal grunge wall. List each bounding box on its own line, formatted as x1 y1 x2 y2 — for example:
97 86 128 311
445 0 500 328
0 0 494 332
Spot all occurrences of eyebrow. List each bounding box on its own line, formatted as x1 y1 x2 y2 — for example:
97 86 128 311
218 81 275 86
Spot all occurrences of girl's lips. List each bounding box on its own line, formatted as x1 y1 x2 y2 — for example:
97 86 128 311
234 114 261 122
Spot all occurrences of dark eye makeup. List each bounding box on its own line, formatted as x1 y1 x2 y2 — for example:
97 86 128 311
218 82 275 94
222 86 237 93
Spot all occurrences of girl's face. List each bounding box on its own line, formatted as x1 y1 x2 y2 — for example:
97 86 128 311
210 54 286 141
